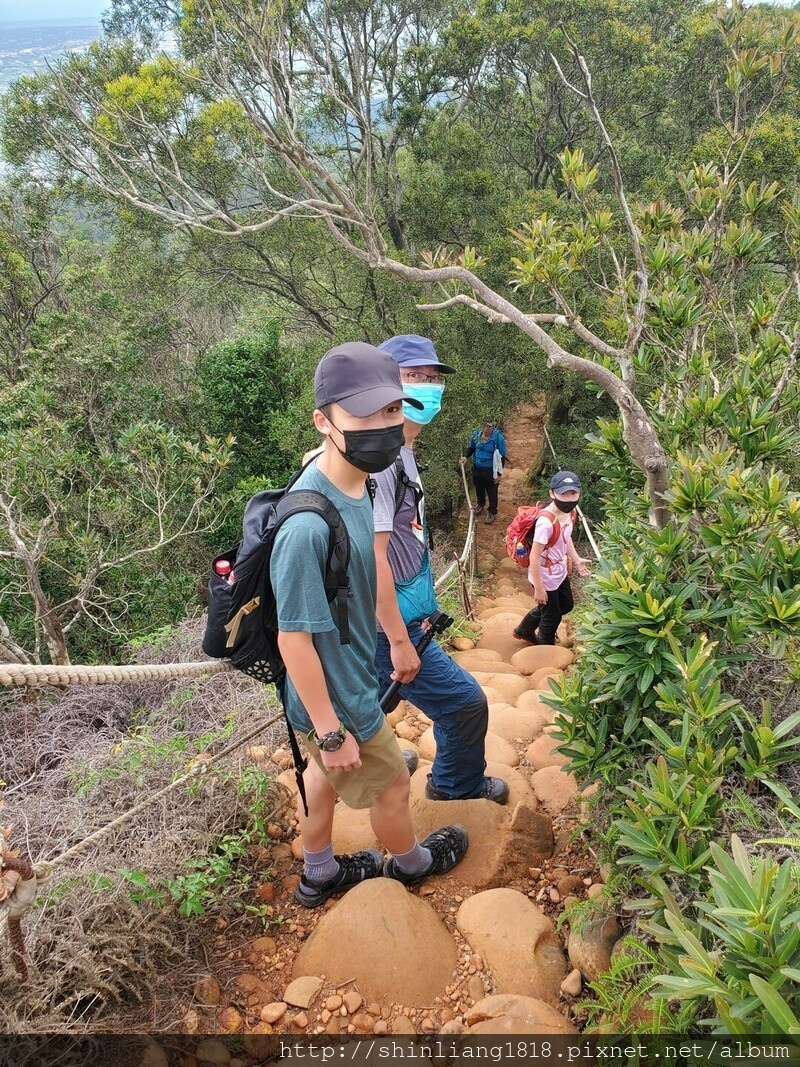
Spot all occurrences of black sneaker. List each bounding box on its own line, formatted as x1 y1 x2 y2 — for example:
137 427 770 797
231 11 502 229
383 825 469 885
294 849 383 908
473 504 485 516
402 749 419 775
485 513 496 525
425 774 510 805
512 628 538 645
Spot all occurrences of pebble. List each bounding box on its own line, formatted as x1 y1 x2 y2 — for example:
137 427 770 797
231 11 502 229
470 954 484 972
182 1009 199 1033
290 837 305 860
260 1002 288 1024
588 883 605 898
420 1016 437 1033
352 1013 375 1032
373 1019 389 1035
467 976 485 1003
194 976 221 1006
217 1006 243 1032
326 1018 340 1035
292 1012 309 1029
393 1016 416 1034
561 968 583 996
343 991 363 1014
325 995 343 1011
284 975 324 1009
549 887 561 903
320 1010 331 1024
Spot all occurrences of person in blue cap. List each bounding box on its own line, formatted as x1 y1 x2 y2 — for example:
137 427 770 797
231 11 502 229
512 470 591 645
370 334 509 805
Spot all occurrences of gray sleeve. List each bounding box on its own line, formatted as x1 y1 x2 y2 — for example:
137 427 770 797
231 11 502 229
371 466 399 533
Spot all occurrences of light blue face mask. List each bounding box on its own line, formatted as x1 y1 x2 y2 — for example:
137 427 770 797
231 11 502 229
402 382 444 425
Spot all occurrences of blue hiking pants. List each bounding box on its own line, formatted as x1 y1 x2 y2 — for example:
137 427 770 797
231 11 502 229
375 623 488 797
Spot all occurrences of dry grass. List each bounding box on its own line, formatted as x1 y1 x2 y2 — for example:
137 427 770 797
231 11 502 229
1 620 290 1034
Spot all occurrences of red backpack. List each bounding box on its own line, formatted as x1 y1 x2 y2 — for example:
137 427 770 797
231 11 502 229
504 504 560 568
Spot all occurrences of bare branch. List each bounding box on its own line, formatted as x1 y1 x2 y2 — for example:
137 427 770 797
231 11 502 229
552 29 649 358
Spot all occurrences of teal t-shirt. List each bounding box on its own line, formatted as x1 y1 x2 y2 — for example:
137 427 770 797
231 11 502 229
269 461 384 743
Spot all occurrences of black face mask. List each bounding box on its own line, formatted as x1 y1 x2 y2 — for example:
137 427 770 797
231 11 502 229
329 420 405 474
553 498 579 513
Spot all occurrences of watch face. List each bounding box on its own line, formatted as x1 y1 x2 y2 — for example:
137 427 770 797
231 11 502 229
320 733 345 752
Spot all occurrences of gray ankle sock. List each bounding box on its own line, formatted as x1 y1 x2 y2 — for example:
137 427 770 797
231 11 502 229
303 844 339 882
391 840 433 876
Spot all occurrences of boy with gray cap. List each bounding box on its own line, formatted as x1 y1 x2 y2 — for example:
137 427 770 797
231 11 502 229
372 334 509 804
513 470 591 645
270 341 468 908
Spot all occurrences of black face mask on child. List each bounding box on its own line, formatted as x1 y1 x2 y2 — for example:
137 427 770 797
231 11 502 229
553 498 579 513
328 420 405 474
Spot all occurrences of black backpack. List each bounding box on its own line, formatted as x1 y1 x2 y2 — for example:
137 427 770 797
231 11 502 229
202 464 359 811
202 455 416 808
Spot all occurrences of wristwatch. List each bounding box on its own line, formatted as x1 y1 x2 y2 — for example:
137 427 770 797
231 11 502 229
308 723 347 752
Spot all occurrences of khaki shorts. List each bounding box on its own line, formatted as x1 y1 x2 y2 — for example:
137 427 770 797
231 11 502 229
305 717 407 809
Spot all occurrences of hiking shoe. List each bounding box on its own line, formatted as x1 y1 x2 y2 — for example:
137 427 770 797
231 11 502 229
425 774 510 805
485 512 496 524
383 824 469 885
513 628 538 644
402 748 419 775
294 849 383 908
473 505 485 516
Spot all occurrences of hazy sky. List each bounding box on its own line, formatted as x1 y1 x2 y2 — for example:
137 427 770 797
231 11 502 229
0 0 107 20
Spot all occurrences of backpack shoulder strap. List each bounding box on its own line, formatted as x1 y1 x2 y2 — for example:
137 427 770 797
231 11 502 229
274 490 353 644
392 454 424 523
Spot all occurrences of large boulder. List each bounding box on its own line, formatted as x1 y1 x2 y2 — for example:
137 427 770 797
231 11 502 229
516 689 552 716
456 889 567 1005
417 727 520 768
568 914 623 981
470 672 531 704
465 994 577 1035
525 732 570 771
511 645 575 674
476 631 527 663
530 766 580 814
488 703 550 744
528 667 564 691
406 764 551 888
292 879 457 1005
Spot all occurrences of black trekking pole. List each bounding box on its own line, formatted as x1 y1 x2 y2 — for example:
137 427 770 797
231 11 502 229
379 608 455 716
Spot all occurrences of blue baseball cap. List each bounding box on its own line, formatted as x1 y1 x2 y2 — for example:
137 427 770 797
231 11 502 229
378 334 455 374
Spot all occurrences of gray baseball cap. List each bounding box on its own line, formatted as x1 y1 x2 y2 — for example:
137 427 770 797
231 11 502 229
314 342 424 417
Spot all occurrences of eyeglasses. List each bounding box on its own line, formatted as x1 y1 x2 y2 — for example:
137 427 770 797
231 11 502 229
402 370 446 385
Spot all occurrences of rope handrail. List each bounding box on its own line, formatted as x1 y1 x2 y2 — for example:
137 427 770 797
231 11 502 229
0 657 234 689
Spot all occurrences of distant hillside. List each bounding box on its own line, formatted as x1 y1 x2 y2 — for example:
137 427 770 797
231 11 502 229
0 20 101 93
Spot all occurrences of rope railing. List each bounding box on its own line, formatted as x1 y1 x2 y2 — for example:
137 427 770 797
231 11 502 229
0 657 234 690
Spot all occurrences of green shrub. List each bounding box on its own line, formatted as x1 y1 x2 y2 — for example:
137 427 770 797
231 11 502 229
647 836 800 1035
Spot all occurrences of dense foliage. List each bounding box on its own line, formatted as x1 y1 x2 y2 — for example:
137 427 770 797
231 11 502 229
1 0 800 1032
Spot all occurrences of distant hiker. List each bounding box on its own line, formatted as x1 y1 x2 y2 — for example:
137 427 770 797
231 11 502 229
460 419 507 524
372 335 509 805
512 470 591 646
270 341 469 908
